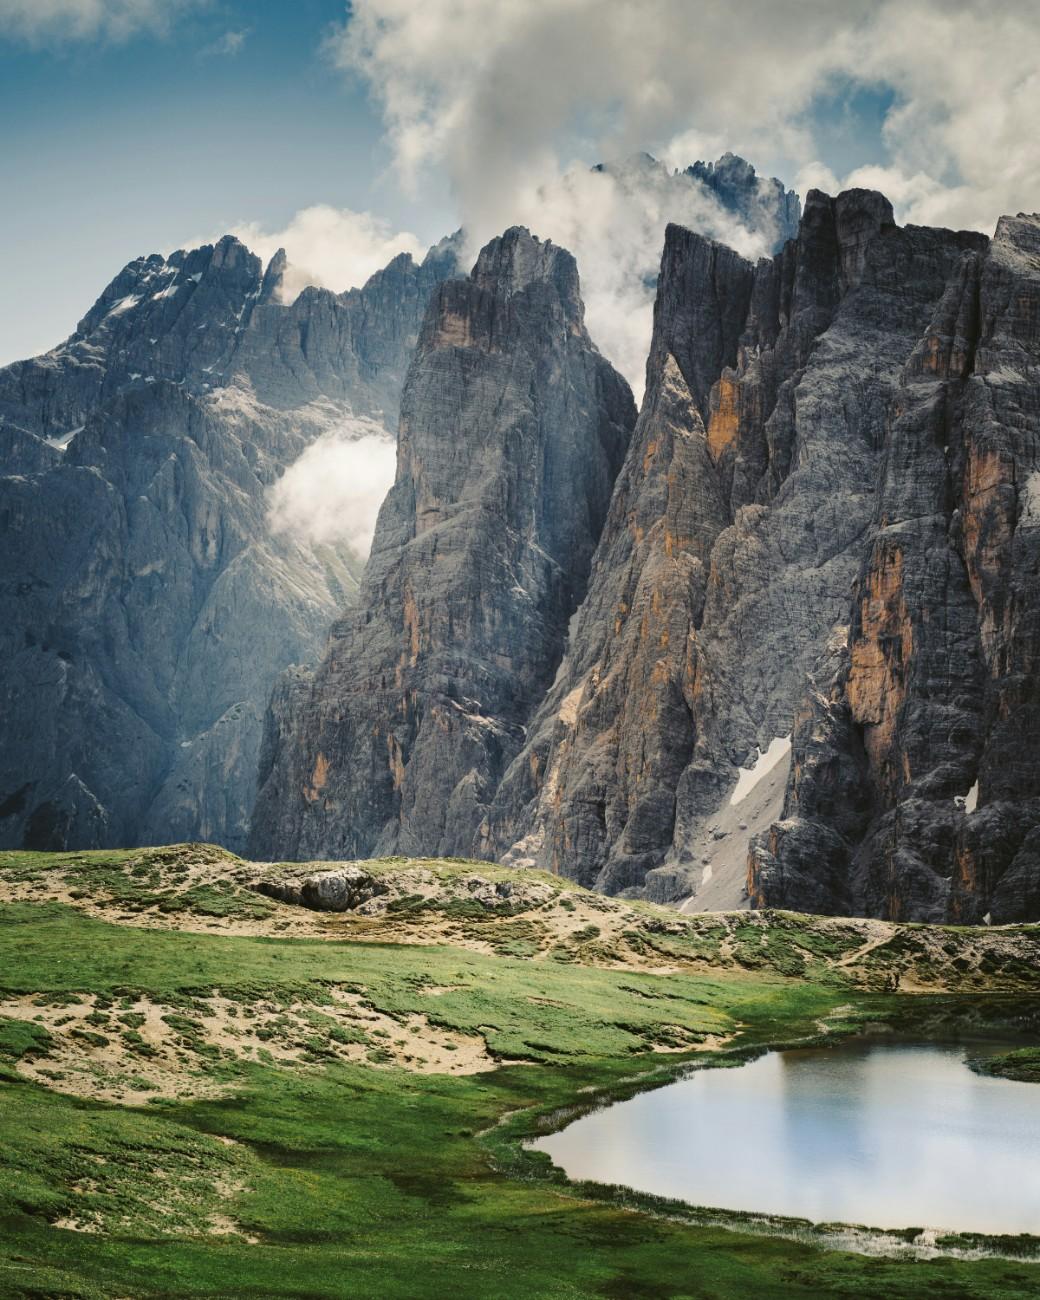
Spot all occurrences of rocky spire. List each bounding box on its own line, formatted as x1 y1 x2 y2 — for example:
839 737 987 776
750 211 1040 923
485 189 984 903
249 228 635 861
259 248 288 303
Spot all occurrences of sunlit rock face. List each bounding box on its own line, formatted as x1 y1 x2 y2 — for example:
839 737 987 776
487 189 993 912
248 228 636 862
0 234 458 852
749 211 1040 923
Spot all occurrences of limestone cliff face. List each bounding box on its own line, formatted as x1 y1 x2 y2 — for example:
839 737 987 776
749 212 1040 922
249 228 635 861
486 191 988 902
0 235 457 852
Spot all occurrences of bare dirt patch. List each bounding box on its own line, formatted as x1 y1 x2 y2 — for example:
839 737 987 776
1 986 504 1106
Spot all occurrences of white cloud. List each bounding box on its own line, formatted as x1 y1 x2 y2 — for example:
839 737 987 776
267 419 398 557
228 205 425 302
200 27 249 58
328 0 839 209
835 2 1040 232
0 0 201 44
331 0 1040 234
491 155 774 393
324 0 842 388
329 0 1040 386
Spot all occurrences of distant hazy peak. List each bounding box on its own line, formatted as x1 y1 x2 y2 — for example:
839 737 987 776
594 150 801 254
686 152 801 247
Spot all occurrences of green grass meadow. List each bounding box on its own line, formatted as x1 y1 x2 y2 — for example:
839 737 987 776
0 856 1037 1298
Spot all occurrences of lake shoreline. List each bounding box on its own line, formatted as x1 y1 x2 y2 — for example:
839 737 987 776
512 1016 1040 1259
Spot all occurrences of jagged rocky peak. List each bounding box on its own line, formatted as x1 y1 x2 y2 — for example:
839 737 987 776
422 227 587 367
749 208 1040 924
73 233 265 352
249 228 636 863
0 235 266 445
78 232 260 326
259 247 288 302
592 150 801 254
471 225 576 297
648 220 756 420
485 185 986 902
686 151 802 248
0 228 460 855
0 228 464 455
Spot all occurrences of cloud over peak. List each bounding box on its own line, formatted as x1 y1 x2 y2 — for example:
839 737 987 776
267 418 398 558
319 0 1040 391
330 0 1040 237
227 206 425 304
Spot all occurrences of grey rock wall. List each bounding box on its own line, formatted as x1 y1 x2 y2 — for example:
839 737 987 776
0 234 457 852
486 191 988 907
749 212 1040 922
249 228 635 861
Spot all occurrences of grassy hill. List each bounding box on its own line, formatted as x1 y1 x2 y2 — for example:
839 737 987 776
0 845 1037 1298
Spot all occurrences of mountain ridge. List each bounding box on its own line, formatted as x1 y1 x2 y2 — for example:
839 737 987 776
7 156 1040 924
0 231 461 852
249 182 1040 924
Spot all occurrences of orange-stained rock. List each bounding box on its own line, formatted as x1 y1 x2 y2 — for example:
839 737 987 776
707 373 740 461
754 212 1040 923
250 228 634 862
847 545 913 790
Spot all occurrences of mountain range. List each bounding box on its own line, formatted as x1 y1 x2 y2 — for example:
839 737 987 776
0 229 459 852
4 155 1039 924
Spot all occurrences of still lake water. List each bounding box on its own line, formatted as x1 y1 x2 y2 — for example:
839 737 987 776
532 1042 1040 1234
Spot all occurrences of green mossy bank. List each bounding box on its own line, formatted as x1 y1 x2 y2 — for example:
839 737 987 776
0 847 1038 1299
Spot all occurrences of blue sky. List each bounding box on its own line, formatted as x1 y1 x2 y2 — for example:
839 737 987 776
0 1 452 362
3 1 1034 369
